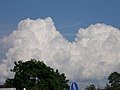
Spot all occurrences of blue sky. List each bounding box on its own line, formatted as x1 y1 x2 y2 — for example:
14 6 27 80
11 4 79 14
0 0 120 41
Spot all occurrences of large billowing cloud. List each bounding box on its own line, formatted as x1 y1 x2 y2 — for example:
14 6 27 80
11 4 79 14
0 17 120 88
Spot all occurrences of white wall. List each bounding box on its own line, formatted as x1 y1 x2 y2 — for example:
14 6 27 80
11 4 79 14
0 88 16 90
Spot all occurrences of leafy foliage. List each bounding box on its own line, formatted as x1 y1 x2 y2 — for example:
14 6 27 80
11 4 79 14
85 84 96 90
5 59 70 90
107 72 120 90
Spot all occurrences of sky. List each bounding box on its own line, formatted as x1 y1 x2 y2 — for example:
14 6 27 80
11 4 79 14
0 0 120 89
0 0 120 41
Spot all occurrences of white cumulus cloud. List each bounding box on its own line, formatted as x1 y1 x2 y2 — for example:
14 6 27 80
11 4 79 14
0 17 120 88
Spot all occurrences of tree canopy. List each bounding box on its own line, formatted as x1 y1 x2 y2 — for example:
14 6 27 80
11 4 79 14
85 84 96 90
107 72 120 90
5 59 70 90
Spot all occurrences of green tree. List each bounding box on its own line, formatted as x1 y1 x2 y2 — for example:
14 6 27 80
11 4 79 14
85 84 96 90
5 59 70 90
107 72 120 90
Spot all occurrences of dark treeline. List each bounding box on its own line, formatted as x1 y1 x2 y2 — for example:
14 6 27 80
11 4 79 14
0 59 120 90
4 59 70 90
85 72 120 90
